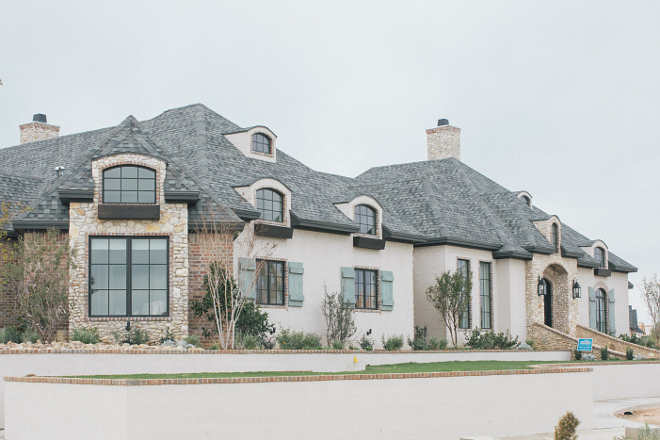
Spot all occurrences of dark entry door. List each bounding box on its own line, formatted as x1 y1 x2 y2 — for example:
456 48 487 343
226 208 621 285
544 279 552 327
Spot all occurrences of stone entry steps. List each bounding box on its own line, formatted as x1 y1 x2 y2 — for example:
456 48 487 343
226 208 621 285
529 322 631 359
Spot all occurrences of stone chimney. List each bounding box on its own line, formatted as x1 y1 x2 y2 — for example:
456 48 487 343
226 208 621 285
426 119 460 161
20 114 60 144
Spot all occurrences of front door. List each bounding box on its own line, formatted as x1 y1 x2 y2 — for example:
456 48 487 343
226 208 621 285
544 279 553 327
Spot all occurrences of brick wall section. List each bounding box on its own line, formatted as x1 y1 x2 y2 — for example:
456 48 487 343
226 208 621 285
0 237 18 328
577 325 659 359
187 232 234 346
529 322 626 360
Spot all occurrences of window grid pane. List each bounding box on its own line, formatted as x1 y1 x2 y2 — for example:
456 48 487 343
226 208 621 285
256 189 284 223
479 262 491 329
256 260 284 306
251 133 272 154
103 166 157 205
354 269 378 309
457 259 470 329
354 205 376 235
596 289 607 333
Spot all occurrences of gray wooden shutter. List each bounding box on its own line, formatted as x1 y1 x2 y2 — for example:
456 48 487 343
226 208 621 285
288 262 304 307
381 270 394 311
341 267 355 306
588 287 597 330
239 257 257 300
608 289 616 335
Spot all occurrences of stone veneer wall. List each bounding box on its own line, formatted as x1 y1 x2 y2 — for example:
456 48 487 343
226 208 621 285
19 122 60 144
426 125 461 161
529 322 625 360
187 232 234 345
68 153 189 343
526 217 579 336
577 325 659 358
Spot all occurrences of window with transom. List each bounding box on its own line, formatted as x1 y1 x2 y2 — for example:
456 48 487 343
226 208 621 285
256 189 284 223
103 165 156 204
354 205 376 235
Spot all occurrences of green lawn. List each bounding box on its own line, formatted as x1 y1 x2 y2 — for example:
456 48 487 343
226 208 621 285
70 360 576 380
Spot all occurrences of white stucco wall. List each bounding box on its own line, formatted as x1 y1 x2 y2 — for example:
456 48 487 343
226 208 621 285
590 363 660 400
5 369 593 440
496 258 528 342
235 228 414 348
577 268 630 335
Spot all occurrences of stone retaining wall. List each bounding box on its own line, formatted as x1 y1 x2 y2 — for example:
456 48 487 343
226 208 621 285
529 322 625 360
577 324 659 359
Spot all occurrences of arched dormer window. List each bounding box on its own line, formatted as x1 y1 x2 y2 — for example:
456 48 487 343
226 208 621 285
354 205 376 235
256 188 283 223
103 165 156 204
551 223 559 253
594 247 606 268
252 133 272 154
521 195 531 207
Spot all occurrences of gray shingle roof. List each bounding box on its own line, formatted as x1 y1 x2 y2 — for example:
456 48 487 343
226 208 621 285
0 103 636 270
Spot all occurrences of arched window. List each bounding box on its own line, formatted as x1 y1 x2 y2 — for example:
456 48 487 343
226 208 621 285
103 165 156 204
596 288 607 333
551 224 559 253
251 133 272 154
354 205 376 235
521 195 531 207
594 247 606 268
256 188 283 223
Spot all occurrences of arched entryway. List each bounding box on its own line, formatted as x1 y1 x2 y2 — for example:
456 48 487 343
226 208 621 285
543 278 552 327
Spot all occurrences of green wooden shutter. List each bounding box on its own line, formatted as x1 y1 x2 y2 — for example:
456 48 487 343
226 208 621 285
381 270 394 311
341 267 355 306
239 257 257 300
288 262 304 307
608 289 616 335
588 287 597 330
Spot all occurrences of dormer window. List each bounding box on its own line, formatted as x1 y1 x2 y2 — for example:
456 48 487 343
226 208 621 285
252 133 272 154
355 205 376 235
551 223 559 253
594 247 606 268
256 188 283 223
521 195 531 207
103 165 156 204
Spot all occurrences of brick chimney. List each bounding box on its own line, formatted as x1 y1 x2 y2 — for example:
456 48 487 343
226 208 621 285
426 119 460 161
20 114 60 144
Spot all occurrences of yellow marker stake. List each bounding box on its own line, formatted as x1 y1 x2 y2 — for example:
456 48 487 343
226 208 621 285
354 356 358 363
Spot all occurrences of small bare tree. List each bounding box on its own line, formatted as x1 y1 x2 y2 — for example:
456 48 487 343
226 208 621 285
190 206 276 349
320 283 356 346
640 275 660 344
425 269 472 347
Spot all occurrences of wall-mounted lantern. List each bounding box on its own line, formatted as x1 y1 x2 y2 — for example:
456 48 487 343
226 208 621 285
572 280 581 299
537 276 546 296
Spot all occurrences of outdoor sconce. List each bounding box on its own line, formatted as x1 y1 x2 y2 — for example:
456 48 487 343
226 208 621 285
537 276 546 296
572 280 581 299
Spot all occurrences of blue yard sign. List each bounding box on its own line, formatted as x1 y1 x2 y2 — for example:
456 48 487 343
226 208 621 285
577 338 593 352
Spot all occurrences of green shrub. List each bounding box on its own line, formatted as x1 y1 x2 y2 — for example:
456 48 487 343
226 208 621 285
71 326 100 344
573 348 582 360
381 334 404 351
184 335 202 348
159 327 176 344
276 329 322 350
0 326 23 344
626 347 634 360
234 331 261 349
525 338 535 349
635 424 660 440
407 325 447 351
112 326 150 345
331 339 344 350
359 333 374 351
428 337 448 350
210 344 219 350
600 346 609 361
465 328 519 350
554 411 579 440
21 328 40 344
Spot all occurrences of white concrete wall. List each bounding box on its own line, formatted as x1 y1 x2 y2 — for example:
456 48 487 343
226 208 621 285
590 363 660 401
5 370 593 440
577 268 630 335
241 228 414 348
496 258 528 342
0 350 571 428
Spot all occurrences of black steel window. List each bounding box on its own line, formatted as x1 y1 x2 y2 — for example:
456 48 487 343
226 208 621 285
256 260 284 305
355 269 378 309
552 224 559 253
354 205 376 235
596 288 607 333
595 247 606 268
103 165 156 204
479 262 492 329
457 259 470 329
256 189 284 223
89 237 168 317
252 133 272 154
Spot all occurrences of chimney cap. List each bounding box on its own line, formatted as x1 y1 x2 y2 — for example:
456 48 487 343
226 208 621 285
33 114 47 123
437 119 449 127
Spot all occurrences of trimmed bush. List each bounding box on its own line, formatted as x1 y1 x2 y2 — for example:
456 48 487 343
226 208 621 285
381 334 404 351
112 326 150 345
0 326 22 344
184 335 202 348
626 347 634 360
465 328 519 350
554 411 579 440
276 329 322 350
71 326 100 344
573 348 582 360
359 333 374 351
600 346 609 361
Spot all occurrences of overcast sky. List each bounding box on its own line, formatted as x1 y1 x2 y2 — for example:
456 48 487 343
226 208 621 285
1 1 658 324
